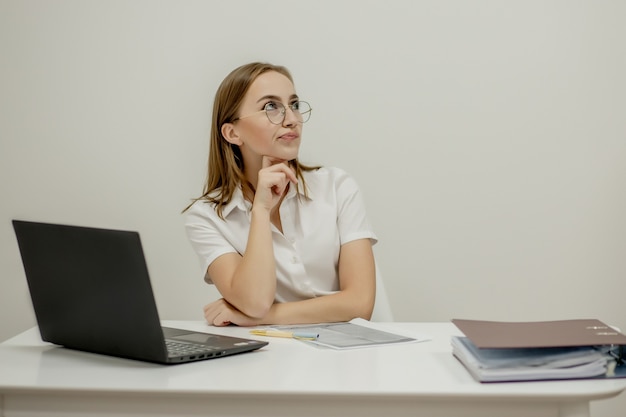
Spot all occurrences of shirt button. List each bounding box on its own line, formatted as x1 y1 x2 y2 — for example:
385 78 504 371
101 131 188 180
292 256 298 263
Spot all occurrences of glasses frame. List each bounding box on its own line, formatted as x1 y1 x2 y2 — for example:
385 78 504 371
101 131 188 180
233 100 312 125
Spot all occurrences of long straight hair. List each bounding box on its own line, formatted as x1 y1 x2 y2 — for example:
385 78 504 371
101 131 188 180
184 62 318 217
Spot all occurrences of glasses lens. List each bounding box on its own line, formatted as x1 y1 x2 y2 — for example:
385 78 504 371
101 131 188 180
264 101 312 124
265 102 284 124
293 101 312 123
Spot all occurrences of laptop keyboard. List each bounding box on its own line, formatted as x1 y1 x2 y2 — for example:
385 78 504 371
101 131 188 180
165 340 216 357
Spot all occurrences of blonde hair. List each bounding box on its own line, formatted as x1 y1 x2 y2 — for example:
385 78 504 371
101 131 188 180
184 62 318 217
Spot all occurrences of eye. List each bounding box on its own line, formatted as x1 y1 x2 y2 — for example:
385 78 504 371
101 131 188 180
290 101 301 111
264 101 279 111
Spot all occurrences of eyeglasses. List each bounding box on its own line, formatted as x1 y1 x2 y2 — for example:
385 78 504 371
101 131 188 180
234 101 312 125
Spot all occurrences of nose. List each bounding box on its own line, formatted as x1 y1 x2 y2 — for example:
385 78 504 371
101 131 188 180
282 106 299 127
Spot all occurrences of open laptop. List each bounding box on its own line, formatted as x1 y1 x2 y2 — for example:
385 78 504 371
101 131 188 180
12 220 268 364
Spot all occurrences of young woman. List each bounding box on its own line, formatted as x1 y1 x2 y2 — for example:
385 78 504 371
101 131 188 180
184 62 377 326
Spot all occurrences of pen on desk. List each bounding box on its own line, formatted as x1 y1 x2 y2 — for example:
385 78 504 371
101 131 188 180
249 329 319 340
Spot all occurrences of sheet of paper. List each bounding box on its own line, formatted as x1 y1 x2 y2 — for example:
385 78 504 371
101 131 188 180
273 318 429 349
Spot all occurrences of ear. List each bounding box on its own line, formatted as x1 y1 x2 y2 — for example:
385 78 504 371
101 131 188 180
221 123 243 146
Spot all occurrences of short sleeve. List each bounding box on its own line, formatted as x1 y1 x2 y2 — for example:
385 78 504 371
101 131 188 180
331 168 378 246
184 201 241 283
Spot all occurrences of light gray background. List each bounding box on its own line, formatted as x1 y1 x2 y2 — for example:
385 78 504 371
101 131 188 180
1 1 624 415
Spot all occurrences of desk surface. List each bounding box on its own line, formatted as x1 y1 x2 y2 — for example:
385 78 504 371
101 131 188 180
1 321 625 417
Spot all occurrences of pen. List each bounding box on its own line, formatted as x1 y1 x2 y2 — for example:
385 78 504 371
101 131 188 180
249 329 319 340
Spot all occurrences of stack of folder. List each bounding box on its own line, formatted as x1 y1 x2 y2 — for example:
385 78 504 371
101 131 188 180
451 319 626 382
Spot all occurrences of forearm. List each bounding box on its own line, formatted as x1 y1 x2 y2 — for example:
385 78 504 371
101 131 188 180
221 159 296 317
261 288 375 325
226 207 277 317
260 238 376 325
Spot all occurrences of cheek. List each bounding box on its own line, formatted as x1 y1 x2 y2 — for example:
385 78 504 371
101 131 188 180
240 125 278 150
242 130 273 156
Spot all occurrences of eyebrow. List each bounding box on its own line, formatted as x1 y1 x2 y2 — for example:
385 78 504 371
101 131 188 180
256 94 299 103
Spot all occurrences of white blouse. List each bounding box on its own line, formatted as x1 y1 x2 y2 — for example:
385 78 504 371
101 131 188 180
185 166 377 302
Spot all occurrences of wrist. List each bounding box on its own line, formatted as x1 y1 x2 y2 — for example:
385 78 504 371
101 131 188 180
250 204 271 217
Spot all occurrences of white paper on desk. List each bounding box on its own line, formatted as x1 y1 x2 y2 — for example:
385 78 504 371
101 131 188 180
274 318 430 350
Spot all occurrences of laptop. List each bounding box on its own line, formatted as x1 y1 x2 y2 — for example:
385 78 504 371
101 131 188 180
12 220 268 364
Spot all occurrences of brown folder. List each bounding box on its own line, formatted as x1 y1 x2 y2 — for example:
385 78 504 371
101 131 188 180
452 319 626 349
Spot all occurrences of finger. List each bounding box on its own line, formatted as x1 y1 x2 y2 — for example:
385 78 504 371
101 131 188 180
266 162 297 185
204 306 217 323
262 155 283 169
268 174 291 197
204 309 213 324
203 299 224 322
261 157 297 183
284 165 298 184
213 311 231 327
205 305 229 326
214 317 231 327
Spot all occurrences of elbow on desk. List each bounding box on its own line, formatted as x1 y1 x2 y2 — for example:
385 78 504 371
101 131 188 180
340 298 374 323
352 291 375 322
224 285 275 319
354 305 373 322
237 298 273 320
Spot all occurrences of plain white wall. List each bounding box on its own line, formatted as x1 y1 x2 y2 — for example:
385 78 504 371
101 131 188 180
1 1 625 415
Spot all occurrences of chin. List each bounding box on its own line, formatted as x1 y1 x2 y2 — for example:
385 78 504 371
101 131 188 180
274 149 300 162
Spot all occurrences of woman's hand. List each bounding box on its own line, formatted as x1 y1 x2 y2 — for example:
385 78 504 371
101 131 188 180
203 298 262 327
253 156 297 212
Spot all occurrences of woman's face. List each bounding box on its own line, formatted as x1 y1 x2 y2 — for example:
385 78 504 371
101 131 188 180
227 71 302 168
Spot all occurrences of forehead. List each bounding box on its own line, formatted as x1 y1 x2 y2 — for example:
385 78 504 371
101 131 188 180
245 71 296 101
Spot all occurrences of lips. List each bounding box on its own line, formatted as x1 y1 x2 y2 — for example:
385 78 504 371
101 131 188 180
278 132 299 141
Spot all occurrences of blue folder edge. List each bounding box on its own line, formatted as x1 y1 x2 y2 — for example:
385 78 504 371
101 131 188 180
452 336 626 382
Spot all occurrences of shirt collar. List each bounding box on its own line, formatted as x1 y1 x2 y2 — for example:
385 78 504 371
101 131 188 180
220 187 249 218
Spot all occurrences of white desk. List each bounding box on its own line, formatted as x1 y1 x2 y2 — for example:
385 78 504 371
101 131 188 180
0 321 624 417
